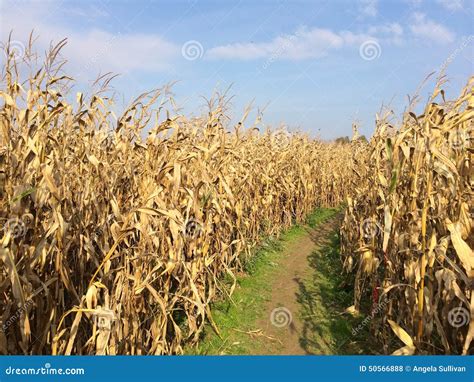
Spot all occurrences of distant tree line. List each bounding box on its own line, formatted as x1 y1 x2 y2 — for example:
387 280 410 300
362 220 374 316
334 135 367 144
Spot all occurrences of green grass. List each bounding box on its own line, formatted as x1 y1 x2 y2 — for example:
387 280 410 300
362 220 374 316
186 207 340 355
296 232 366 354
305 207 339 229
188 226 304 354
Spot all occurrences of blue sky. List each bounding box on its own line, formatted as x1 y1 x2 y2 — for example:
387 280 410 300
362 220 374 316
1 0 473 139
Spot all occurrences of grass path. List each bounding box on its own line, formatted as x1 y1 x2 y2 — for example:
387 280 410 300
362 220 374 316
190 208 372 355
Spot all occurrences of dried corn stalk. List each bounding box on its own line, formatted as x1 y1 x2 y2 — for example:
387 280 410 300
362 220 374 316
341 75 473 355
0 38 355 354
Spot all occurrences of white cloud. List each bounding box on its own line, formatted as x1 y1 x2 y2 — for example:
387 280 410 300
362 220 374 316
62 5 110 20
436 0 463 11
0 1 179 75
404 0 423 7
409 13 455 44
66 30 179 75
207 27 375 61
207 24 407 61
368 23 404 44
359 0 378 17
207 28 345 60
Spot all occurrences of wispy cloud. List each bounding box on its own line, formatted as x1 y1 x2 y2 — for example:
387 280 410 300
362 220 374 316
70 31 179 76
368 23 404 45
206 27 352 60
436 0 463 11
62 4 111 20
359 0 378 17
0 0 460 72
404 0 423 7
409 13 455 44
207 27 380 61
206 23 407 61
0 1 179 75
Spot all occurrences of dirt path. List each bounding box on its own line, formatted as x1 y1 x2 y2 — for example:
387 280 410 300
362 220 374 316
195 209 368 355
254 213 344 355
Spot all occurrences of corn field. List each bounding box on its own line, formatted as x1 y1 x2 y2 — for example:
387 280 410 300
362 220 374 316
340 76 473 355
1 38 472 356
0 41 354 355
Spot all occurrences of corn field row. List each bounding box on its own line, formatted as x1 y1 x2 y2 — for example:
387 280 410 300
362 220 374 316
0 42 355 354
1 40 472 356
340 76 473 355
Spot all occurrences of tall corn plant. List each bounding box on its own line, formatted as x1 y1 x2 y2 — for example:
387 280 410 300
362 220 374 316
0 39 355 355
341 77 473 354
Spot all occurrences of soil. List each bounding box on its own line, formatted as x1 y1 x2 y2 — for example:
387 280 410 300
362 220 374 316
254 213 343 355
